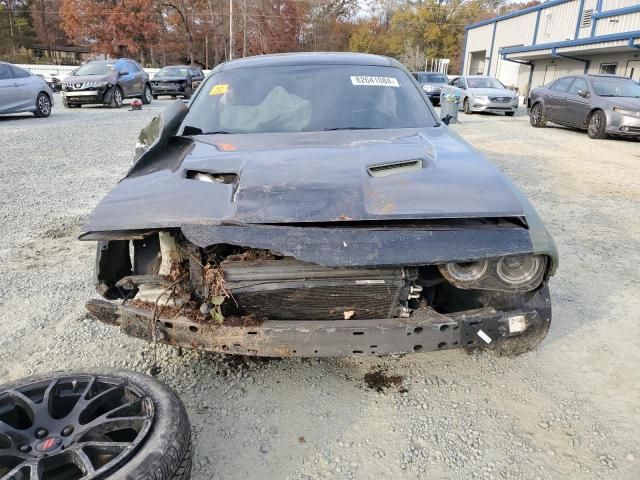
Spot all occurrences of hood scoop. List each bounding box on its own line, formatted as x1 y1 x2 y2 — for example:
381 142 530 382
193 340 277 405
367 159 423 178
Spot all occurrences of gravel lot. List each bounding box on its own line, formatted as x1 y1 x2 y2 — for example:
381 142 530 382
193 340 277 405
1 97 638 480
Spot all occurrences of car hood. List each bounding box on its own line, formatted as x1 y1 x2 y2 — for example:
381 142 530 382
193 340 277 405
469 88 515 97
83 127 527 232
603 97 640 110
64 73 115 84
153 76 187 82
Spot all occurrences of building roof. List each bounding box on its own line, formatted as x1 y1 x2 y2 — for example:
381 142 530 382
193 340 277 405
465 0 574 31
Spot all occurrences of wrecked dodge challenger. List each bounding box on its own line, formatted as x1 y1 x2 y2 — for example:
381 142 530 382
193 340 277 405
81 53 557 357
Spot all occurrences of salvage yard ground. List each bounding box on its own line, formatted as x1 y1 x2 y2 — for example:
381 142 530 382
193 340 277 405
0 97 638 480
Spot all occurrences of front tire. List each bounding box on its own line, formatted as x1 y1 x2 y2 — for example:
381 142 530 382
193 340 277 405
505 111 515 117
587 110 607 139
142 84 153 105
182 86 192 100
0 369 192 479
34 92 52 117
463 98 473 114
111 86 123 108
529 103 547 127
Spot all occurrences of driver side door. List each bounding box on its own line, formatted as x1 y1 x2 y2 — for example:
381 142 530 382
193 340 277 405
564 77 592 127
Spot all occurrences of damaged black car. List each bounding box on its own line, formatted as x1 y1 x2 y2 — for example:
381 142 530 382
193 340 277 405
82 53 558 357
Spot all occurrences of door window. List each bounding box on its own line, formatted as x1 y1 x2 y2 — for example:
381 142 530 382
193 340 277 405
9 66 30 78
599 63 617 75
127 62 139 73
551 77 574 92
568 78 588 95
0 64 13 80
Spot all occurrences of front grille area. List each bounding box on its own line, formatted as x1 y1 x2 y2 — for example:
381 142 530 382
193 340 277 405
489 96 512 103
222 259 408 320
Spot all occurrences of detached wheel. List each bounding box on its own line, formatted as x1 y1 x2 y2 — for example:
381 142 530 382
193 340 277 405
142 84 153 105
588 110 607 139
34 93 52 118
0 369 192 479
463 98 473 114
529 103 547 127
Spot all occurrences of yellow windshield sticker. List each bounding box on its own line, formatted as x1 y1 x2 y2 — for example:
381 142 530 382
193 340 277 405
209 84 229 95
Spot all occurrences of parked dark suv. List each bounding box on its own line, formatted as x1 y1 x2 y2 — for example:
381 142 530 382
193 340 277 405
151 65 205 99
61 58 153 108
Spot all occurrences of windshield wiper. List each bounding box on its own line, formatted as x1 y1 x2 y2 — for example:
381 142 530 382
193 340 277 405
323 127 382 131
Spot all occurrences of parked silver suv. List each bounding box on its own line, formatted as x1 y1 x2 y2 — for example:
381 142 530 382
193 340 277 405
62 58 152 108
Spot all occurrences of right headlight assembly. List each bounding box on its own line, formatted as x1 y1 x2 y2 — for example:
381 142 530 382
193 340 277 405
438 255 548 292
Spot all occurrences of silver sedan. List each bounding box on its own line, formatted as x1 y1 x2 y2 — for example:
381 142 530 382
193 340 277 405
0 62 54 117
442 75 519 116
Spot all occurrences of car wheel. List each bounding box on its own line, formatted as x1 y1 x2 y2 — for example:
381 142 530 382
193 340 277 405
0 369 192 480
142 84 153 105
111 86 123 108
182 86 192 100
463 98 473 114
153 94 158 100
529 103 547 127
34 92 52 118
504 111 515 117
587 110 607 139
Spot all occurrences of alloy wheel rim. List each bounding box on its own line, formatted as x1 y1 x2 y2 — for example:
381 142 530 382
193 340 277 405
532 105 541 123
0 375 154 480
145 87 152 103
589 114 600 135
115 90 122 105
38 96 50 115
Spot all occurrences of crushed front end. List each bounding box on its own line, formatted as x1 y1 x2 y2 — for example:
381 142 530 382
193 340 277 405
85 224 555 357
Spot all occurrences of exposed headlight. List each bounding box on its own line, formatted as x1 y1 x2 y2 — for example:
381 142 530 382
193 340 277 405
438 255 547 292
422 85 432 92
613 107 640 118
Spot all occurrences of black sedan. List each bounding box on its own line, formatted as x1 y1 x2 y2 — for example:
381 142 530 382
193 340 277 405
82 53 557 358
528 74 640 139
151 65 204 99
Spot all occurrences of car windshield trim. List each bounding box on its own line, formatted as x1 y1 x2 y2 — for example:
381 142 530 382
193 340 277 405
74 62 115 76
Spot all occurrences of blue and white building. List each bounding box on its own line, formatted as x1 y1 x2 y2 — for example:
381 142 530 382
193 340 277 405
461 0 640 94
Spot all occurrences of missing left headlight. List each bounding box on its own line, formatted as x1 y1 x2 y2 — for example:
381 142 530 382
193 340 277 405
438 255 547 292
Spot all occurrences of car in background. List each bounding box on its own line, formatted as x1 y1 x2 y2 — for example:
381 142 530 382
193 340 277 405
0 61 53 117
61 58 152 108
529 74 640 139
35 71 62 91
151 65 205 99
443 75 519 116
82 52 557 359
412 71 448 105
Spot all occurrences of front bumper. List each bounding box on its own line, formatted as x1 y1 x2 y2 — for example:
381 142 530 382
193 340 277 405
85 286 551 357
469 99 518 114
605 110 640 136
152 83 187 95
62 89 107 104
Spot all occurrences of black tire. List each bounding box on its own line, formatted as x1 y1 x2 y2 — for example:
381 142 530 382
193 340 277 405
142 84 153 105
529 103 547 127
34 92 52 118
182 86 192 100
463 98 472 114
587 109 607 139
492 316 551 356
0 369 192 480
504 111 515 117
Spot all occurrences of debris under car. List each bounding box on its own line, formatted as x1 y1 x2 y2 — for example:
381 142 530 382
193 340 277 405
81 53 558 357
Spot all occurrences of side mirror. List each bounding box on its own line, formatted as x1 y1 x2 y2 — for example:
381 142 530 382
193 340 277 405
578 89 589 98
118 69 128 76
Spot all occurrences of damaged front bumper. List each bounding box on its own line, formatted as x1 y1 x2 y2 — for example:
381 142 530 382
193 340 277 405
86 285 551 357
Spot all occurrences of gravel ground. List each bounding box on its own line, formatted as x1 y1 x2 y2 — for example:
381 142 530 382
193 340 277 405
0 97 639 480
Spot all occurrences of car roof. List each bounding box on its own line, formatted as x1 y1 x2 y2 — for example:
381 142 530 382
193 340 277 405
218 52 398 71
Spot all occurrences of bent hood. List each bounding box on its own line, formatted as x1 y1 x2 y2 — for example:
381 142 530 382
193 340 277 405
82 127 529 234
63 73 115 85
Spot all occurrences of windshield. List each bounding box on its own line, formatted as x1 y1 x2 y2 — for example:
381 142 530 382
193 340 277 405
181 65 436 134
74 62 115 76
467 77 505 89
157 67 189 77
415 73 448 83
591 77 640 98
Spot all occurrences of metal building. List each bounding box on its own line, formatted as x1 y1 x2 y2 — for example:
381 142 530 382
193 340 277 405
461 0 640 96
